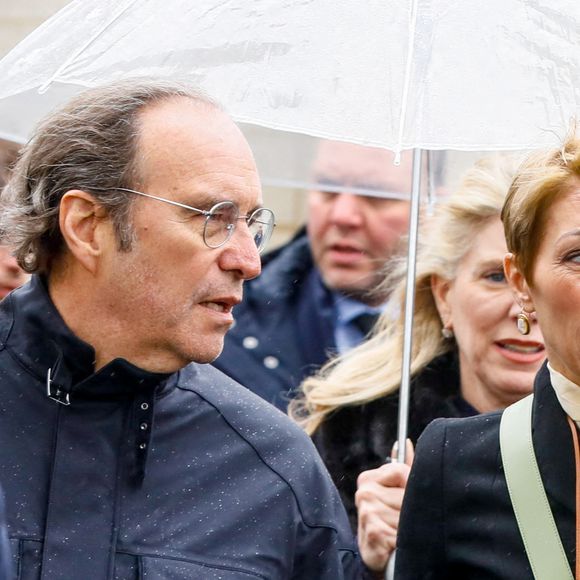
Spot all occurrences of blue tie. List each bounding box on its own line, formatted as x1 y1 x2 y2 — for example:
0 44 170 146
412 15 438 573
351 312 380 337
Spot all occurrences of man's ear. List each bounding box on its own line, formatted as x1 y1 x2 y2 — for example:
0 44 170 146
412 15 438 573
59 190 110 274
504 253 535 313
431 274 453 329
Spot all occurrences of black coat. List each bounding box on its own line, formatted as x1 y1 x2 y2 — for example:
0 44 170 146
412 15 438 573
396 362 574 579
0 277 362 579
214 230 337 411
313 352 477 529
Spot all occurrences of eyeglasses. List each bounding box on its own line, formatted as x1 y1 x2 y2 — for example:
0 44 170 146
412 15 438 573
112 187 275 254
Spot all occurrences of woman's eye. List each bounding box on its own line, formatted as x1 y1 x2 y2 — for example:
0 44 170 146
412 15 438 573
566 252 580 263
484 270 506 283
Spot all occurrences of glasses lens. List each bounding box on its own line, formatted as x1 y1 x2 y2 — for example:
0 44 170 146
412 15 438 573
204 201 239 248
248 208 275 253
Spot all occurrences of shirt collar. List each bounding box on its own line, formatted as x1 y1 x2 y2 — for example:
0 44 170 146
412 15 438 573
332 291 383 324
548 362 580 424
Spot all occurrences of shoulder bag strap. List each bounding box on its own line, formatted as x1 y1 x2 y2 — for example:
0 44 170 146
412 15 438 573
500 394 574 580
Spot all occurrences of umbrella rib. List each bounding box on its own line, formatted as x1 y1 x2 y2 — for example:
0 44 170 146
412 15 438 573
395 0 421 161
38 0 142 94
260 177 412 201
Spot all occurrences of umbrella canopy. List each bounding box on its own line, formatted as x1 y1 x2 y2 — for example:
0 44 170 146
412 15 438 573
0 0 577 149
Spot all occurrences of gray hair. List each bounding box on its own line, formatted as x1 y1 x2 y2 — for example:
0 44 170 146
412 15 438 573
0 79 218 273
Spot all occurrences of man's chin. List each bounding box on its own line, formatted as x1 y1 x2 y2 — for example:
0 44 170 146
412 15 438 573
320 272 376 302
190 340 226 365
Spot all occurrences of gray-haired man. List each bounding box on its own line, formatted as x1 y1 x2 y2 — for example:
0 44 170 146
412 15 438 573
0 80 360 579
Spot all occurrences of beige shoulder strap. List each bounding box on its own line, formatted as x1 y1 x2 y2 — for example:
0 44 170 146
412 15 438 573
500 395 573 580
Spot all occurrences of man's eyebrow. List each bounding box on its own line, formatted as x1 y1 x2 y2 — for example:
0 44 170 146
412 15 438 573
247 203 265 215
179 194 264 216
178 192 227 209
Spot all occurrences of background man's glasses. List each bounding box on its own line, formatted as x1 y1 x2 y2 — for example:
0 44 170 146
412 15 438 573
112 188 275 253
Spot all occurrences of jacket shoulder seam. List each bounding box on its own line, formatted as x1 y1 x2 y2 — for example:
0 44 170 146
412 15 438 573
175 383 346 534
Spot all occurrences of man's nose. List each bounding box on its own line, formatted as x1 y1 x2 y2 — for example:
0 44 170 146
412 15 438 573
328 193 364 227
219 226 262 280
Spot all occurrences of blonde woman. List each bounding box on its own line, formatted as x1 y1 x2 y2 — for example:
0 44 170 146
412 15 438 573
289 156 546 568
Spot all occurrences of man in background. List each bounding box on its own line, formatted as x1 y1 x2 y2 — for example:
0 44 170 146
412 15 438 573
215 140 422 410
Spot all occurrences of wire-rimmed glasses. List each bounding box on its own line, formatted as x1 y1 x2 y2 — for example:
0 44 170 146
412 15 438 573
112 187 275 253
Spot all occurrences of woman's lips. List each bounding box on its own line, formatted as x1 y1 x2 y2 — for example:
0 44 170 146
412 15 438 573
494 340 545 364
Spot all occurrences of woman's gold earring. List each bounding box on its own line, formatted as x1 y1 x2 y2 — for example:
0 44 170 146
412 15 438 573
516 311 531 335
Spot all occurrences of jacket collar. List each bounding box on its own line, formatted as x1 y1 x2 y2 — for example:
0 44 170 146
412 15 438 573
0 275 174 403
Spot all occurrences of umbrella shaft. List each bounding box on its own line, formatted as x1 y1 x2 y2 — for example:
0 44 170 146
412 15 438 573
395 148 423 464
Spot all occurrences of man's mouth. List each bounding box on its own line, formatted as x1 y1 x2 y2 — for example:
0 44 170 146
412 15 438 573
202 301 232 314
199 295 241 316
326 243 367 265
330 243 364 254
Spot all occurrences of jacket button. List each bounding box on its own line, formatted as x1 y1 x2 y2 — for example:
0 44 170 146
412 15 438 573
139 443 147 450
263 356 279 369
140 422 148 431
243 336 259 349
140 402 149 411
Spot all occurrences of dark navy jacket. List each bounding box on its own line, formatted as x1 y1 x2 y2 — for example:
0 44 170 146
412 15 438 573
396 363 574 579
0 488 11 580
214 230 337 411
0 277 361 579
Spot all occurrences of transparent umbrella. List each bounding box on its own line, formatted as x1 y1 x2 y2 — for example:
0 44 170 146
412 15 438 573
0 0 576 148
0 0 577 477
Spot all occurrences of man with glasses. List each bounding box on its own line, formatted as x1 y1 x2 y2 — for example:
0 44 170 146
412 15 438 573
0 80 360 579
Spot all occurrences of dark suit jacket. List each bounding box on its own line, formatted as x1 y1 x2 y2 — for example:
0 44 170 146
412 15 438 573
214 230 337 411
396 363 575 579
